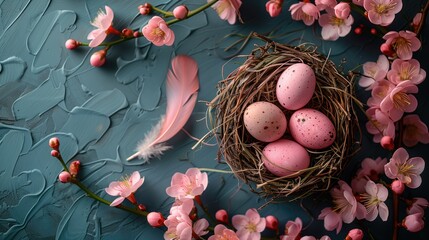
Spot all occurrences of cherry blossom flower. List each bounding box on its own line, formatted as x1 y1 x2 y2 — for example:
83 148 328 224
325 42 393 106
208 224 239 240
164 208 193 240
365 107 395 143
266 0 283 17
170 198 194 215
334 2 351 20
166 168 208 200
363 0 403 26
318 207 343 233
379 81 418 121
87 6 115 47
367 80 395 107
402 114 429 147
105 171 144 206
232 208 266 240
280 217 302 240
315 0 336 11
387 59 426 85
402 213 425 232
360 180 389 221
383 31 421 60
384 147 425 188
358 55 389 90
211 0 242 24
318 8 354 41
355 157 388 184
330 181 366 222
407 198 429 215
193 218 209 237
142 16 175 46
289 1 320 26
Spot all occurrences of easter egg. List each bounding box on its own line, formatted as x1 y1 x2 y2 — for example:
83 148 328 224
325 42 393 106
289 108 336 149
276 63 316 110
243 101 287 142
262 139 310 177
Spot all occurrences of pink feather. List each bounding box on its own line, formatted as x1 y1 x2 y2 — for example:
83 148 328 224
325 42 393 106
127 55 199 161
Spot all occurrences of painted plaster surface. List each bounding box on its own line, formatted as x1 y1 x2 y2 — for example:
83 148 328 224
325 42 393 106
0 0 428 239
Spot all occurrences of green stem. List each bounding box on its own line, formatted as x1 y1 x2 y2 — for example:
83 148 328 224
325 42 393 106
73 180 148 217
56 154 70 173
152 5 174 18
166 0 218 25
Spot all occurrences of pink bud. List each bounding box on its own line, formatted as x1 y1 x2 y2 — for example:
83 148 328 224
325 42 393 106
380 43 395 57
334 2 350 19
265 215 279 230
215 209 229 224
403 213 425 232
133 31 140 38
51 149 60 158
58 171 72 183
265 0 283 17
65 39 80 50
121 28 134 38
69 160 80 177
90 50 106 67
138 3 152 15
346 228 363 240
380 135 394 150
49 137 60 150
173 5 188 20
391 180 405 194
147 212 165 227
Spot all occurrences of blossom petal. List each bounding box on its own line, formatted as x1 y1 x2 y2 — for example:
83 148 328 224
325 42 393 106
379 203 389 221
110 197 125 206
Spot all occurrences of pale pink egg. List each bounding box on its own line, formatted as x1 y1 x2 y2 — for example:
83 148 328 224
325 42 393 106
276 63 316 110
289 108 336 149
262 139 310 177
243 101 287 142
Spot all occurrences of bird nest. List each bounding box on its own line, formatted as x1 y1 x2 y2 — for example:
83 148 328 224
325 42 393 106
209 36 362 200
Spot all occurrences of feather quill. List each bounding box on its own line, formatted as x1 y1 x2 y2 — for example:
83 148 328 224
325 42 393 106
127 55 199 161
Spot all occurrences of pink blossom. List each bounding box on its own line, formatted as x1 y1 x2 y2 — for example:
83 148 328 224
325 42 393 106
351 176 369 194
334 2 351 19
407 198 429 215
193 218 209 237
166 168 208 200
105 171 144 206
315 0 336 11
387 59 426 85
170 198 194 215
318 207 343 233
232 208 266 240
289 2 320 26
330 180 366 222
403 213 425 232
266 0 283 17
164 209 193 240
208 224 239 240
280 217 302 240
360 180 389 221
318 8 354 41
384 147 425 188
358 55 389 90
87 6 115 47
211 0 242 24
363 0 403 26
402 114 429 147
365 107 395 143
356 157 388 180
142 16 175 46
379 81 418 121
367 80 395 107
383 31 421 60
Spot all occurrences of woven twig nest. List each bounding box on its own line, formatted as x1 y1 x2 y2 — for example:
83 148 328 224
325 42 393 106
210 35 361 200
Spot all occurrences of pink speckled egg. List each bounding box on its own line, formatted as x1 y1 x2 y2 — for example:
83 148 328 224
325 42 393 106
276 63 316 110
243 101 287 142
262 139 310 177
289 108 336 149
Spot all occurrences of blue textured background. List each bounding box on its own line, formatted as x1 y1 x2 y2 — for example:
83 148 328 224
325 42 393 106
1 0 428 239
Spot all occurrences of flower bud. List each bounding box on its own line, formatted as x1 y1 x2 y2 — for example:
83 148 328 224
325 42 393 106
265 215 279 231
69 160 80 177
402 213 424 232
380 43 395 57
147 212 165 227
138 3 152 15
173 5 188 20
346 228 363 240
391 180 405 194
90 50 106 67
51 150 60 158
49 137 60 150
215 209 229 224
380 135 394 150
265 0 283 17
121 28 134 38
58 171 72 183
65 39 80 50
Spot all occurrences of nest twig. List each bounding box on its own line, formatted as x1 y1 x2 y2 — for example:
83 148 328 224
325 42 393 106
209 34 362 200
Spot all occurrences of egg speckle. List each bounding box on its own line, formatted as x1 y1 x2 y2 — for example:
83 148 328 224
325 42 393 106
289 108 336 149
243 101 287 142
276 63 316 110
262 139 310 177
